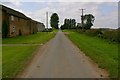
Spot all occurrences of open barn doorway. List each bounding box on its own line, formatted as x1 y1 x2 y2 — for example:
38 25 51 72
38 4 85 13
19 29 22 36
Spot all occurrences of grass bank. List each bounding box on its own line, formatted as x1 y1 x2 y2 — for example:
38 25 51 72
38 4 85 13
63 30 118 77
2 31 57 44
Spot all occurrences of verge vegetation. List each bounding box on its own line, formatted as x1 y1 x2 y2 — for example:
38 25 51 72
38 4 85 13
2 31 57 44
2 46 38 78
63 30 118 77
2 30 57 78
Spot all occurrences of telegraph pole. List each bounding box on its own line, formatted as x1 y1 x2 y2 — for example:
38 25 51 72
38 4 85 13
79 9 85 29
46 11 48 30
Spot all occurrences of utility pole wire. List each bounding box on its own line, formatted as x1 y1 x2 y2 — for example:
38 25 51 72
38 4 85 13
79 9 85 29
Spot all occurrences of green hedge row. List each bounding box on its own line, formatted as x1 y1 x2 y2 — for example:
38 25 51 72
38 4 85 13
77 29 120 43
102 30 120 42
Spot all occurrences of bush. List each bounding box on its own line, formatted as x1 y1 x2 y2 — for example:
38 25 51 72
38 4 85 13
76 29 120 43
103 30 120 42
76 29 86 34
42 28 53 32
85 29 102 37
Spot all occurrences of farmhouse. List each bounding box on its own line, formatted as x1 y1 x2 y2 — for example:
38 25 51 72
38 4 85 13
1 5 45 38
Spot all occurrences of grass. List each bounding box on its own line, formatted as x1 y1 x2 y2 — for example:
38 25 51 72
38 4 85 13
2 46 38 78
0 46 2 79
2 30 57 78
63 30 118 77
2 31 57 44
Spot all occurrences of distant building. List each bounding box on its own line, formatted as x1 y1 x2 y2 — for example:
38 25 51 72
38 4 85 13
77 23 82 29
1 5 45 38
37 22 45 32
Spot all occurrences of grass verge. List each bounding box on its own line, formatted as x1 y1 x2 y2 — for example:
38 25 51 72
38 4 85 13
2 31 57 44
0 46 2 79
2 30 57 78
63 30 118 77
2 46 38 78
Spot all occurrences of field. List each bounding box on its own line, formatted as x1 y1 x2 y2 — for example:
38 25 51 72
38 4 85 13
2 31 57 78
63 30 118 77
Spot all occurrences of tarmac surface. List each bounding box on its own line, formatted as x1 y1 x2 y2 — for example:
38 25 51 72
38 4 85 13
18 30 107 78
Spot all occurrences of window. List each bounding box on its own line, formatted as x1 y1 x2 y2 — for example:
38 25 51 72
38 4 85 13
12 26 16 33
11 15 14 21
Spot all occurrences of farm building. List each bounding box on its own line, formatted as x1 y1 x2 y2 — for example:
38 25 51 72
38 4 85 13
37 22 45 32
1 5 45 38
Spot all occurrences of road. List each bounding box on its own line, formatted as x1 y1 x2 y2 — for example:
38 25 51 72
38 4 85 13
18 30 107 78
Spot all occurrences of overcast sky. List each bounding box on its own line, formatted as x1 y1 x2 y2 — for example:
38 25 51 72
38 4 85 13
1 0 119 29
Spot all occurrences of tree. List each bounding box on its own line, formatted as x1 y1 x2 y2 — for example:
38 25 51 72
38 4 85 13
61 18 76 29
64 18 68 29
83 14 95 30
50 13 59 29
71 19 76 29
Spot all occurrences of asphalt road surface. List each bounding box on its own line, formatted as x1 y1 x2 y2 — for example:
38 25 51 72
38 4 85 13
18 30 107 78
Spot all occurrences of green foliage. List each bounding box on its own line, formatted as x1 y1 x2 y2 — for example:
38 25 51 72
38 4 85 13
83 14 95 30
102 30 120 42
85 29 102 36
2 20 9 38
76 23 82 29
42 28 53 32
76 29 119 43
61 18 76 30
50 13 59 29
61 14 95 30
64 30 118 77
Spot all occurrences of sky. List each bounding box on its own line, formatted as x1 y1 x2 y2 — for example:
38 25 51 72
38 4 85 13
1 0 119 29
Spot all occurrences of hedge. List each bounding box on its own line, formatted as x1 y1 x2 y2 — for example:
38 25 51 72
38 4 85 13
77 29 120 43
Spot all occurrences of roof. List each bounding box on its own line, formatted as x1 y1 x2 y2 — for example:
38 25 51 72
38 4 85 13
1 5 28 19
0 4 44 25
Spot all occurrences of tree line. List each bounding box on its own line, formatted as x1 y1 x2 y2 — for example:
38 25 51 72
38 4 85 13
61 18 76 29
50 13 95 30
61 14 95 30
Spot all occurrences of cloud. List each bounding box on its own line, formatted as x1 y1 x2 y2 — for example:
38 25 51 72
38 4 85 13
1 0 22 6
1 2 25 16
26 2 118 29
1 0 119 3
58 0 119 2
1 2 118 29
93 9 118 29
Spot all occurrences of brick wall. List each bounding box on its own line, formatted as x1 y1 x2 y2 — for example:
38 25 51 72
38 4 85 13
2 5 44 38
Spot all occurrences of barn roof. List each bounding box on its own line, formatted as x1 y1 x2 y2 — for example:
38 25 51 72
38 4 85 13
1 4 28 19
